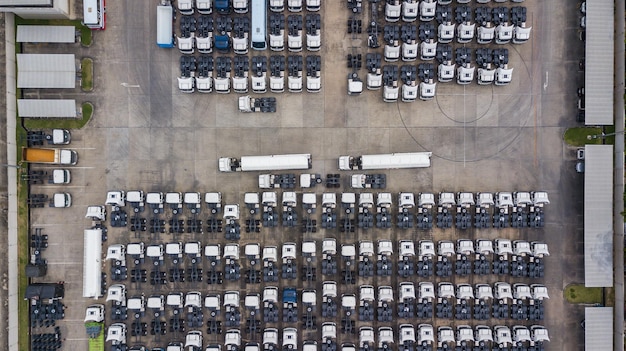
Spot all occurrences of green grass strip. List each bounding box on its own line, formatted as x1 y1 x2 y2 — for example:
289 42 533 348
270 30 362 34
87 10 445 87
23 102 94 130
564 127 603 147
86 322 105 351
13 16 93 350
81 58 94 92
16 123 29 351
564 284 604 304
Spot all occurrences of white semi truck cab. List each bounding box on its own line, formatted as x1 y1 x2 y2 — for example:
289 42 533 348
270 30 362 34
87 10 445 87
106 323 127 346
85 304 105 323
86 205 106 221
44 129 71 145
50 193 72 208
49 169 71 184
196 0 212 14
27 129 70 145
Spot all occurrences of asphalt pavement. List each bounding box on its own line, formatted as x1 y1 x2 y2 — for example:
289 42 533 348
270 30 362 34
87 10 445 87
18 0 592 350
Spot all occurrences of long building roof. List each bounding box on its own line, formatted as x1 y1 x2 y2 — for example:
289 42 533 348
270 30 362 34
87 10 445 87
585 307 613 351
584 144 614 287
17 99 77 118
17 54 76 89
17 25 75 43
584 0 615 125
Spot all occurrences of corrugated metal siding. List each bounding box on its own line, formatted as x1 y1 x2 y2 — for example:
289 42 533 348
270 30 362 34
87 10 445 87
584 0 614 125
17 25 75 43
584 145 614 287
0 0 51 5
17 54 76 88
17 99 77 118
17 54 75 70
585 307 613 351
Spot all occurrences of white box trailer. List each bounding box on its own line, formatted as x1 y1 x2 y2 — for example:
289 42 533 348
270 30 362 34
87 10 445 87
219 154 312 172
83 229 103 298
338 152 432 170
83 0 106 30
157 2 175 48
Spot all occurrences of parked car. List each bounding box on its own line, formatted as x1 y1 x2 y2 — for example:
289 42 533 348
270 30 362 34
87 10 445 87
576 161 585 173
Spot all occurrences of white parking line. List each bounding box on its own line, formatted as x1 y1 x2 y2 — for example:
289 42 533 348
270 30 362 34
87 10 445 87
463 85 467 168
45 262 83 265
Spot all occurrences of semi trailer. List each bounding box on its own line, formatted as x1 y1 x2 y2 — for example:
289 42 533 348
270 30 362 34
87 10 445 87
338 152 432 170
219 154 312 172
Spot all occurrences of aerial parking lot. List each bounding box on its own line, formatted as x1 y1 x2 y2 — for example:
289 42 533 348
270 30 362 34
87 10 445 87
15 0 603 350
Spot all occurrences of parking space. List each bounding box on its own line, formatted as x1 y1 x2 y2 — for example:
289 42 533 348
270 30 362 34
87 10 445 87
79 188 560 350
18 0 591 350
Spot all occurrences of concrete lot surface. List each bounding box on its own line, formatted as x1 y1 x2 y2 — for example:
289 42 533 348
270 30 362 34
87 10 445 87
23 0 588 350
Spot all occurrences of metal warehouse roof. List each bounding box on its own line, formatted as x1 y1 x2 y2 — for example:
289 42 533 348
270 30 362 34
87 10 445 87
584 144 614 287
585 307 613 351
18 99 77 118
584 0 614 125
17 54 76 89
0 0 51 5
17 25 75 43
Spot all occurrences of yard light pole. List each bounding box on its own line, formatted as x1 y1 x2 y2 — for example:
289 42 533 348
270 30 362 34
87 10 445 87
587 130 626 140
0 164 20 169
